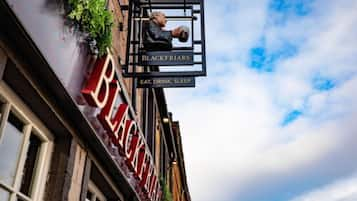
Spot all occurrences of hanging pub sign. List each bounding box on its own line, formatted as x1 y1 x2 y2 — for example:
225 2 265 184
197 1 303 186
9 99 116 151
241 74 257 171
137 77 195 88
123 0 206 78
139 51 194 66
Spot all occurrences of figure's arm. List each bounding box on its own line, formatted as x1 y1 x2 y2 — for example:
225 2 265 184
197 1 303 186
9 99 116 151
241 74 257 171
148 22 172 42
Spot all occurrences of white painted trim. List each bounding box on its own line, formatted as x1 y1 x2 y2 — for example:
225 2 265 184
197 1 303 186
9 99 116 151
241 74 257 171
88 180 107 201
0 103 10 141
12 125 32 190
0 82 54 201
0 83 54 141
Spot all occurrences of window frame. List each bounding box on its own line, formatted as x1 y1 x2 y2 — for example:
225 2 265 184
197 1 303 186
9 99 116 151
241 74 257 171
81 154 125 201
0 82 54 201
86 180 107 201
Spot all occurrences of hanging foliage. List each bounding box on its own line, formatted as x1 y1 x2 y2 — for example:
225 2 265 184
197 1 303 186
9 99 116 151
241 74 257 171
67 0 113 55
161 179 173 201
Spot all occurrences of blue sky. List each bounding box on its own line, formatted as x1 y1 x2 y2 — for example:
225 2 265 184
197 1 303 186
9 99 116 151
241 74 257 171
165 0 357 201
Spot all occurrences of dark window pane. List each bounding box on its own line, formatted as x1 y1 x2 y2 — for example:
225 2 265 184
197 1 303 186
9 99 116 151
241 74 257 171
0 112 24 185
20 134 41 196
17 197 26 201
86 191 93 200
7 112 24 131
0 188 10 201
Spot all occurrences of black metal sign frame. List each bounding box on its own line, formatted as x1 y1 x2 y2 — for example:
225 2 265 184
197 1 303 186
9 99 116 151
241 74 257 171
122 0 206 78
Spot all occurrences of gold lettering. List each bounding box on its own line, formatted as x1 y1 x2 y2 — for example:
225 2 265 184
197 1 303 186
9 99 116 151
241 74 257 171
142 56 148 61
173 78 192 84
153 79 172 84
140 79 152 84
144 53 193 64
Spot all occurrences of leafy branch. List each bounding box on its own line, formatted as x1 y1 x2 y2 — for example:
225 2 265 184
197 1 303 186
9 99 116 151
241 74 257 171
161 178 173 201
67 0 113 55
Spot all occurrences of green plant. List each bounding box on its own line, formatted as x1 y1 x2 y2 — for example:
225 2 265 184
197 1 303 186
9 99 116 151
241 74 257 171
161 179 173 201
67 0 113 55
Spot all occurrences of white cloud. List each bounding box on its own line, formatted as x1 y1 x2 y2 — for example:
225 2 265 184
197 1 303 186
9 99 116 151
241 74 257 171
206 0 269 58
290 173 357 201
165 0 357 201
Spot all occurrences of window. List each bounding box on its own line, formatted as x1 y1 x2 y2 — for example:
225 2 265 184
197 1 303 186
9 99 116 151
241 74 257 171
0 83 53 201
86 181 107 201
83 161 123 201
